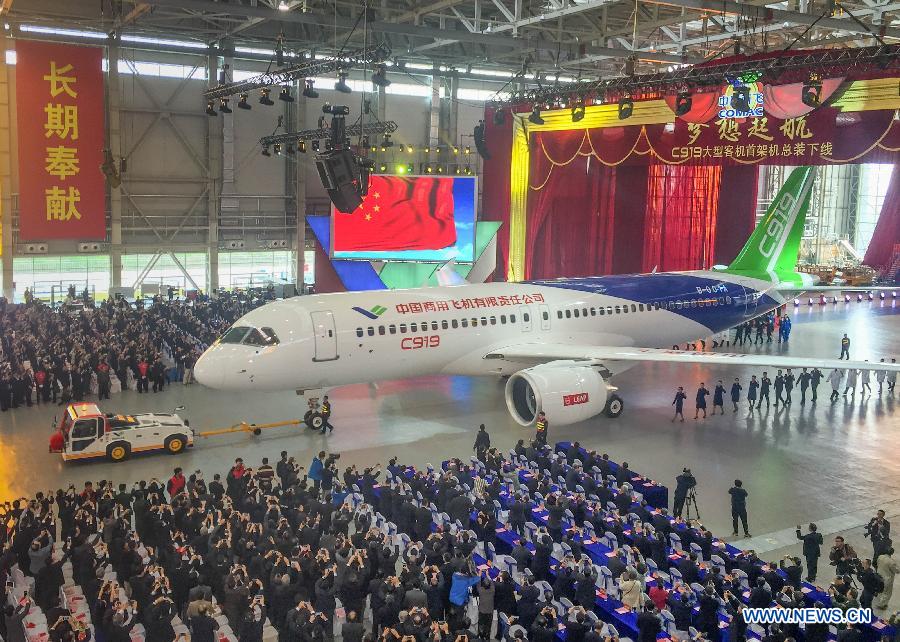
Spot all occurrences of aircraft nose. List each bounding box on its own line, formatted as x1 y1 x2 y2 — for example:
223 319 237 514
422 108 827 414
193 348 224 388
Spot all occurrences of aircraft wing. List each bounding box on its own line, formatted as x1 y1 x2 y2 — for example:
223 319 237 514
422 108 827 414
776 285 897 293
485 344 900 372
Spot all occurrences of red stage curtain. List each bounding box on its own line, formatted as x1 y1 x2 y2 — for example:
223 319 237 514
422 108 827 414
611 166 650 274
863 163 900 273
526 131 616 279
642 165 722 272
481 107 513 280
714 165 759 266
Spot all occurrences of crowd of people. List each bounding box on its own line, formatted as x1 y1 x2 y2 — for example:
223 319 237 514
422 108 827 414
0 290 273 412
671 340 897 422
1 435 898 642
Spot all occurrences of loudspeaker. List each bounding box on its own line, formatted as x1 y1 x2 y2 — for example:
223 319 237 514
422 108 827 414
316 149 363 213
473 120 490 160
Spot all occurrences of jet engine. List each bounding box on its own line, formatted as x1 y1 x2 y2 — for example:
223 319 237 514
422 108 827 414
504 363 620 426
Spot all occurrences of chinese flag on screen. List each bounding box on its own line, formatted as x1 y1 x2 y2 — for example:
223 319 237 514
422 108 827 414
333 176 456 252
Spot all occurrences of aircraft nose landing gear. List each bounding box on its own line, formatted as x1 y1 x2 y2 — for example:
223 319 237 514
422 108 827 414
605 394 624 418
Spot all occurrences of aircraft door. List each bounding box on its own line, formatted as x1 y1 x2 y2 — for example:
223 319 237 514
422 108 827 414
538 304 551 331
310 311 339 362
70 418 100 452
519 306 533 332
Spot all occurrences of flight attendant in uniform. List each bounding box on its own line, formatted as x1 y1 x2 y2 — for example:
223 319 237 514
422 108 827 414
712 381 726 415
672 387 687 422
694 383 709 419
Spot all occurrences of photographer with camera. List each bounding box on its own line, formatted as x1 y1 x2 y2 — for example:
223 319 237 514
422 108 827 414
865 510 891 567
673 468 696 519
829 536 859 577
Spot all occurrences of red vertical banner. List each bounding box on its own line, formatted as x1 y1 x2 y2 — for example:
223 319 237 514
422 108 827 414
16 41 106 240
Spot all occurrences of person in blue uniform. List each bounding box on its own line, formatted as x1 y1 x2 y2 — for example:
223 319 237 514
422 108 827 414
784 369 795 405
747 376 759 413
694 383 709 419
758 372 771 409
672 387 686 422
774 370 785 406
730 377 742 412
712 381 725 415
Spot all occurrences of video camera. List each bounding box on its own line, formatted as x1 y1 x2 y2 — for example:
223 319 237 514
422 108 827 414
325 453 341 465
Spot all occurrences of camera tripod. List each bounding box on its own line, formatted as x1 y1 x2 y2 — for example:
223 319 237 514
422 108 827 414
684 487 701 520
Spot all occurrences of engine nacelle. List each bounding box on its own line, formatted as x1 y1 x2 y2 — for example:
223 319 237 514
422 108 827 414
504 363 611 426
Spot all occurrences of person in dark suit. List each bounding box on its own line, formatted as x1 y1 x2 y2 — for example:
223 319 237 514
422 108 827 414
677 552 701 585
636 604 662 642
729 480 750 537
796 523 824 581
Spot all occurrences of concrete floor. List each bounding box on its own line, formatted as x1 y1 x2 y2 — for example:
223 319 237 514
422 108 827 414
1 301 898 590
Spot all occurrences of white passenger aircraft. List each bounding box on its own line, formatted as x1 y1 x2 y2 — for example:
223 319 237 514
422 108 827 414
195 167 899 426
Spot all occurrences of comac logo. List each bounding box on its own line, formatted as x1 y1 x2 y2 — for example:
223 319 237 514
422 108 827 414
563 393 590 406
758 192 798 259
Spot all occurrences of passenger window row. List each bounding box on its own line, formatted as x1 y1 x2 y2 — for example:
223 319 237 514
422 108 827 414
357 313 525 339
554 296 733 319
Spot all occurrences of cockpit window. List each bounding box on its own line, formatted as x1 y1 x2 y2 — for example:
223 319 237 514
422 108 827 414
220 326 251 344
244 327 280 347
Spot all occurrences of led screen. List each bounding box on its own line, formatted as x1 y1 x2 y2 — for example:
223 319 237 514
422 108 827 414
332 175 476 262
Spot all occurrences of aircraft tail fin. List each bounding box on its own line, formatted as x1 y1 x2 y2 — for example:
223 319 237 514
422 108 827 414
723 166 815 283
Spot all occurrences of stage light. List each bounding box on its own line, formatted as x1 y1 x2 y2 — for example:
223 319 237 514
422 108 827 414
398 144 405 153
261 145 271 157
206 100 217 116
454 166 462 175
371 64 391 87
425 164 433 174
464 166 472 175
379 163 387 172
382 134 393 148
528 105 545 125
407 163 414 173
802 73 823 108
279 86 294 102
730 85 751 112
335 72 352 94
273 143 282 155
492 109 506 126
793 298 800 306
312 140 320 152
298 141 306 153
407 145 414 153
868 292 874 300
237 93 251 110
618 96 633 120
857 294 863 301
397 164 406 174
465 146 471 155
880 292 885 300
362 135 370 148
674 91 692 116
302 80 319 99
571 101 585 123
219 98 232 114
845 294 851 302
425 145 431 153
453 146 459 155
259 88 275 106
436 165 444 174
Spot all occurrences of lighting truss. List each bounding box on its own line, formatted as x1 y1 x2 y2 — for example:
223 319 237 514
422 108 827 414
203 43 391 101
259 120 398 147
494 44 898 108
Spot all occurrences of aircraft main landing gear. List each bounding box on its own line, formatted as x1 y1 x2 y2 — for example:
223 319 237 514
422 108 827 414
605 394 624 418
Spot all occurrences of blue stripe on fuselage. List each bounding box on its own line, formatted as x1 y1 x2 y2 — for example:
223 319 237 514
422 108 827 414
526 273 779 333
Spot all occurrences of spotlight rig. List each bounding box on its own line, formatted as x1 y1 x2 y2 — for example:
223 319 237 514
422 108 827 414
260 107 399 213
202 43 390 102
